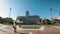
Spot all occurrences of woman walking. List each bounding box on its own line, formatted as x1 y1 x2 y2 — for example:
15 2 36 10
13 21 17 33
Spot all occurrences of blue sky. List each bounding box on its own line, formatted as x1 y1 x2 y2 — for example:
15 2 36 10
0 0 60 20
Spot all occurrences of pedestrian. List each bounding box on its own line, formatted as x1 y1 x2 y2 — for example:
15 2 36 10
13 21 17 33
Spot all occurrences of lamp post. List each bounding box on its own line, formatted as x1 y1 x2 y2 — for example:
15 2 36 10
9 8 11 18
50 8 52 19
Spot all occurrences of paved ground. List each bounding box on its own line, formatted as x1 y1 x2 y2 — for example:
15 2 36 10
0 25 60 34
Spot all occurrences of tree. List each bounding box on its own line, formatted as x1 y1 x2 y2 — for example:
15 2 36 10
16 16 20 20
43 19 51 24
3 17 13 25
0 17 4 24
51 18 58 24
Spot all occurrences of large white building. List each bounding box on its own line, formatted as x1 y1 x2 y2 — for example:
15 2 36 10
16 11 40 24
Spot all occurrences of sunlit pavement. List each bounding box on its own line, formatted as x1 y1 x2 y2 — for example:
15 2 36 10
0 24 60 34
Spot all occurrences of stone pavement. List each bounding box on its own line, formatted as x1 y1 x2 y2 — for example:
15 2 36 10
0 25 60 34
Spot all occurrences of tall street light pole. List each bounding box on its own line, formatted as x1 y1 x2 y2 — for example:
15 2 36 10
50 8 52 19
9 8 11 18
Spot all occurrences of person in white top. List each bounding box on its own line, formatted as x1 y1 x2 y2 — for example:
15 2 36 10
13 21 17 33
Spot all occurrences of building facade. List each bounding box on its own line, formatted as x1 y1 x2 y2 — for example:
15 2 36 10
16 11 40 24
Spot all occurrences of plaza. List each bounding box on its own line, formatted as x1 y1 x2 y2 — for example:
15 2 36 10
0 24 60 34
